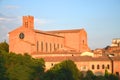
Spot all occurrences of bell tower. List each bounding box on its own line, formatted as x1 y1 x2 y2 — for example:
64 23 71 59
23 16 34 29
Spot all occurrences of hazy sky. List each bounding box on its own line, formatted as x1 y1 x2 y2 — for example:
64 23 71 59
0 0 120 49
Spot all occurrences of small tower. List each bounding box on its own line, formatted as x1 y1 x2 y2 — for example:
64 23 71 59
23 16 34 29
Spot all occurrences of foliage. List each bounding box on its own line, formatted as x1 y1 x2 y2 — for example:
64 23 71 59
104 69 110 79
0 41 9 52
94 75 107 80
44 60 81 80
107 74 119 80
0 50 7 80
0 49 45 80
83 70 95 80
104 69 119 80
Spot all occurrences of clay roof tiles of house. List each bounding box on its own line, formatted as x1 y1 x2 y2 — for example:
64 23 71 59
46 28 84 33
39 56 111 62
111 57 120 61
34 29 64 38
34 28 85 38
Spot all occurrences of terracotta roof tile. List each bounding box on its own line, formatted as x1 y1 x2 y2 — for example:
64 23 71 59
111 57 120 61
34 29 64 38
46 29 84 33
36 56 111 62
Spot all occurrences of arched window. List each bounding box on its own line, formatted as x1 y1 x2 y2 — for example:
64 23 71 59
37 41 39 52
41 42 43 52
83 40 84 44
46 42 48 52
97 65 100 69
92 65 94 69
107 64 110 69
54 43 56 51
102 65 105 69
57 44 59 49
50 43 52 52
25 22 28 28
51 63 54 66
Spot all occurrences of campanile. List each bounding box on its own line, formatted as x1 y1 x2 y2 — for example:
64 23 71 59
23 16 34 29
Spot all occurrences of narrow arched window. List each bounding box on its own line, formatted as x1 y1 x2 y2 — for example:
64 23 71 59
37 41 39 52
51 63 54 66
102 65 105 69
41 42 43 52
97 65 100 69
25 22 28 28
83 40 84 44
57 44 59 49
107 64 110 69
46 42 48 52
50 43 51 52
92 65 94 69
54 43 56 51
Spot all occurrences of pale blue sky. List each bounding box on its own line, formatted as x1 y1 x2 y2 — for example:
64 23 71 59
0 0 120 49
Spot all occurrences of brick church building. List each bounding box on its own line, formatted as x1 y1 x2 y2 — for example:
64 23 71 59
9 16 120 76
9 16 90 55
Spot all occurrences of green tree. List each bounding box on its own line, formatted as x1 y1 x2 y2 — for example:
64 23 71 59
44 60 80 80
104 69 109 79
0 50 7 80
94 75 107 80
83 70 95 80
2 52 45 80
4 53 32 80
0 41 9 52
31 58 45 80
107 74 119 80
104 69 119 80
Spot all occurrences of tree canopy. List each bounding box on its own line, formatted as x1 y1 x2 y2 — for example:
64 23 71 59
0 41 9 52
0 49 45 80
43 60 81 80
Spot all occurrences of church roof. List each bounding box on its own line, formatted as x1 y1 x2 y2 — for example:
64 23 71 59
46 28 85 33
34 28 85 38
34 29 64 38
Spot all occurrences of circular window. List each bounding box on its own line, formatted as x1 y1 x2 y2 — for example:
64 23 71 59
19 33 24 39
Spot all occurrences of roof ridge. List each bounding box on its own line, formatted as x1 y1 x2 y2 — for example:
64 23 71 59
34 29 64 38
46 28 84 33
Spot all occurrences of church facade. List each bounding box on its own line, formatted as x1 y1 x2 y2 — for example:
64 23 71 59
9 16 90 55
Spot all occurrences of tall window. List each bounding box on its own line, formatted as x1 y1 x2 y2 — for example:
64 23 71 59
51 63 54 66
83 40 84 44
37 41 39 52
92 65 94 69
102 65 105 69
50 43 52 52
41 42 43 52
97 65 100 69
57 44 59 49
25 22 28 28
107 64 110 69
54 43 56 51
46 42 48 52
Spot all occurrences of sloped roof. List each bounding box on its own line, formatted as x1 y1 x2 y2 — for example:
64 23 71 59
34 29 64 38
38 56 111 62
46 28 85 33
111 57 120 61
